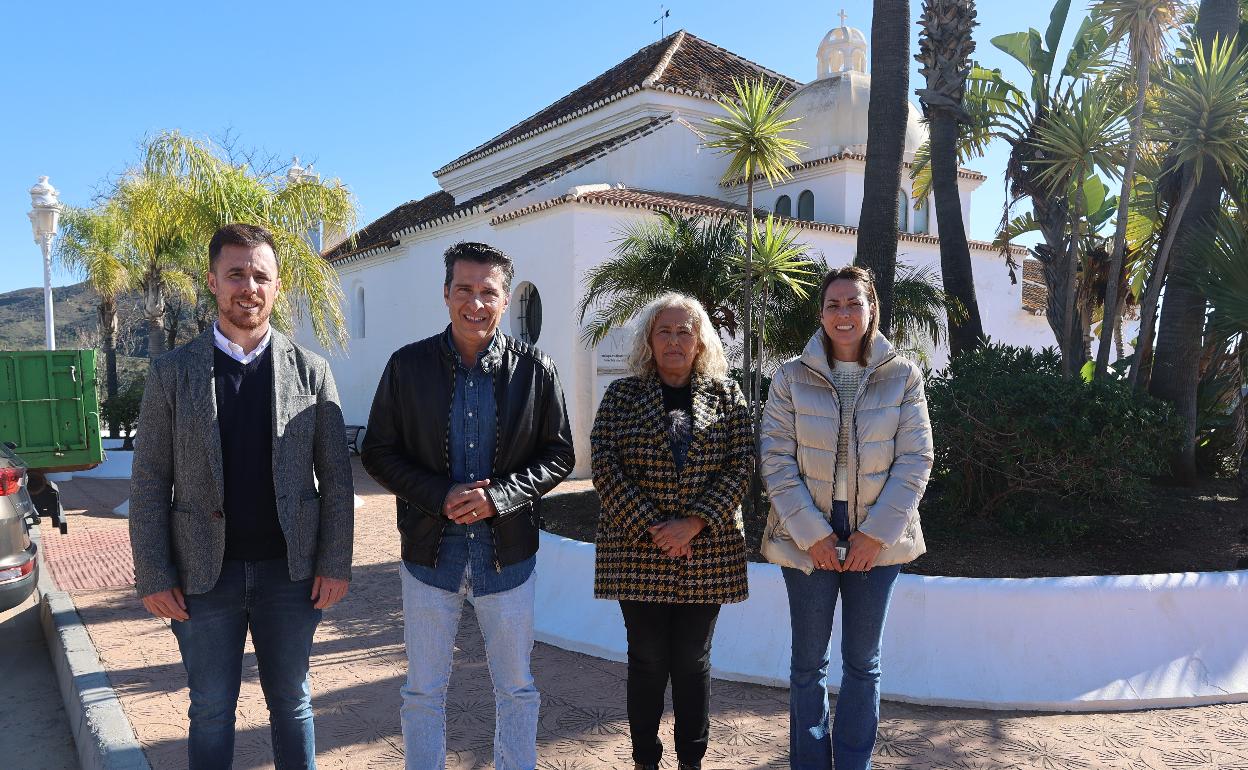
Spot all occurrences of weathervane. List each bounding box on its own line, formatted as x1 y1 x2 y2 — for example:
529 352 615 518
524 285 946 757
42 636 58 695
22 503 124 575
654 5 671 39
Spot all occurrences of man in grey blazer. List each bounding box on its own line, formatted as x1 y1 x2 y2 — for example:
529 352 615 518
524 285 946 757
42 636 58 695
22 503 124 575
130 222 354 770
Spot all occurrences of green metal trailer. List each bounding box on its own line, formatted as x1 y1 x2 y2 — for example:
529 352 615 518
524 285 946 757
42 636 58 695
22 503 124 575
0 350 104 534
0 349 104 471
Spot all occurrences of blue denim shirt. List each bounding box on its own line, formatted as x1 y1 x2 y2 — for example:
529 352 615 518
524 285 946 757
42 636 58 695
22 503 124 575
404 331 536 595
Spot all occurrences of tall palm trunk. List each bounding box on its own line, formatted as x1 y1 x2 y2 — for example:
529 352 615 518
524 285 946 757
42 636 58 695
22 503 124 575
742 181 757 517
99 297 120 438
930 114 985 356
856 0 911 335
1061 178 1087 377
143 270 168 358
1020 123 1077 355
1096 59 1151 379
1148 0 1243 483
1129 174 1198 390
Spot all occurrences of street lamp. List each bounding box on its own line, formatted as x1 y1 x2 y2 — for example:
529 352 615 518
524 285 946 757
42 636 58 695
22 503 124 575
28 176 62 350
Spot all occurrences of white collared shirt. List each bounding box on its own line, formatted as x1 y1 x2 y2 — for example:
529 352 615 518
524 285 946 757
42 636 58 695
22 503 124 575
213 322 272 365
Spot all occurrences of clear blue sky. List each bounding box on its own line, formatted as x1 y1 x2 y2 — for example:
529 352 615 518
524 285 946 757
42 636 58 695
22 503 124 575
1 0 1072 294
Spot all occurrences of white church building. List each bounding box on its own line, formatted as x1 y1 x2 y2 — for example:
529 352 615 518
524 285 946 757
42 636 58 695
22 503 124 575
297 21 1051 479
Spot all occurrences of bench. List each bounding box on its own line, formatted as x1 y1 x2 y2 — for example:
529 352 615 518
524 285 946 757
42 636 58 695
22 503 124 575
344 425 364 455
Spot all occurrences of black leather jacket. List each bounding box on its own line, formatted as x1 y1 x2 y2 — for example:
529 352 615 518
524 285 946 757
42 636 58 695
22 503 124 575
361 329 575 568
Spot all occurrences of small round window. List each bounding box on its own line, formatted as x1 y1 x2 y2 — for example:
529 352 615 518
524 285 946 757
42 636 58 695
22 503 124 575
513 282 542 345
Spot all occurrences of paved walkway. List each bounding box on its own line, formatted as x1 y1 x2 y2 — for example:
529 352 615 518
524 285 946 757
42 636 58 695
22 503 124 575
0 580 79 769
48 462 1248 770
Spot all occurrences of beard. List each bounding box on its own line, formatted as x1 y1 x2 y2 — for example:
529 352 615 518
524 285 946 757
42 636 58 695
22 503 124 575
219 299 271 331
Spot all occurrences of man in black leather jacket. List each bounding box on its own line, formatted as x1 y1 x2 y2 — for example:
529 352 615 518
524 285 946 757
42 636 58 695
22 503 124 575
361 242 573 770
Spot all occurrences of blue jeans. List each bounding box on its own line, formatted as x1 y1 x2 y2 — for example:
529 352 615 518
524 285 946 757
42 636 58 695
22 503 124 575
399 564 539 770
170 558 322 770
782 562 902 770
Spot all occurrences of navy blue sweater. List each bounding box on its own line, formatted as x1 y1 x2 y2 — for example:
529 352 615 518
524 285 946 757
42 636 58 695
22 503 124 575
214 346 286 561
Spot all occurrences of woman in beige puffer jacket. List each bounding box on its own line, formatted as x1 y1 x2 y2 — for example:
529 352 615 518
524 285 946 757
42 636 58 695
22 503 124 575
759 265 933 770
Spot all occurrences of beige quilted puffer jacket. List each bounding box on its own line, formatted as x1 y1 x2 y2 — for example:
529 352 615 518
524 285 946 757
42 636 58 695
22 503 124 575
760 331 933 572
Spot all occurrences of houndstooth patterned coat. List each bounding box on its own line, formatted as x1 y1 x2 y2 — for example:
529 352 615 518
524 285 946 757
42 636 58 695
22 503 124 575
592 373 751 604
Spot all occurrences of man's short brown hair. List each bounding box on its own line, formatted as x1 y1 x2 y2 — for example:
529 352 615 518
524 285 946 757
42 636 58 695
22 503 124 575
209 223 279 270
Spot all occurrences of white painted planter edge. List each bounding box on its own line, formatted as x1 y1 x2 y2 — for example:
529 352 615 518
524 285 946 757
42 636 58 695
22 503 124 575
532 531 1248 712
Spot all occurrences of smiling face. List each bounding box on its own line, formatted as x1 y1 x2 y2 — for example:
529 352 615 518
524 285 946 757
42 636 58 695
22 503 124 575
821 278 871 361
649 306 701 385
444 259 510 354
207 243 281 338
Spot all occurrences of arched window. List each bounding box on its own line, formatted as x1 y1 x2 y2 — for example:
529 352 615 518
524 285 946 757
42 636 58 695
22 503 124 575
797 190 815 221
775 195 792 218
913 197 930 235
352 285 366 339
897 190 909 231
512 282 543 344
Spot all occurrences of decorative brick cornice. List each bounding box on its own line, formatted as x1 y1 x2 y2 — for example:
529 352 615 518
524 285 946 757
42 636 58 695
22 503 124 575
491 186 1026 257
721 152 989 187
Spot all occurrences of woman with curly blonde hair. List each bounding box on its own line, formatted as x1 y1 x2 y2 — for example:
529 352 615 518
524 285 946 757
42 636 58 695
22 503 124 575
591 292 750 770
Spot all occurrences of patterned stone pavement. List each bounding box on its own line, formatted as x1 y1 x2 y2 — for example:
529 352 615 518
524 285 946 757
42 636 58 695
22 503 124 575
52 462 1248 770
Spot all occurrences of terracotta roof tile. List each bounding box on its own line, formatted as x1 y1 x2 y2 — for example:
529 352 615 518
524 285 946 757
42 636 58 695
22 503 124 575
1021 257 1048 313
433 31 799 177
325 118 671 263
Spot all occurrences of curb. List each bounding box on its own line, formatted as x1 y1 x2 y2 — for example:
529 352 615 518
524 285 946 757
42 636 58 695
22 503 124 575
35 526 151 770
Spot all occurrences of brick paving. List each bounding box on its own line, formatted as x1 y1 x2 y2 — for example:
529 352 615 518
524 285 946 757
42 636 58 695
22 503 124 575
51 462 1248 770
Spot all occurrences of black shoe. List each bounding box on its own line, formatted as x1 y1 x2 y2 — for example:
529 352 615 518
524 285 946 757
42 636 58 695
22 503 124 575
633 764 659 770
678 763 701 770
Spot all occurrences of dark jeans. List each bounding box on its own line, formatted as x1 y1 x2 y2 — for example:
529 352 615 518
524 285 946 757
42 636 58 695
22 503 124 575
618 600 721 766
170 558 322 770
782 562 902 770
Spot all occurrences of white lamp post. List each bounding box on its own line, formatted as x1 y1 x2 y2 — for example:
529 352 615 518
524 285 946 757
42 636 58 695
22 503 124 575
28 176 63 350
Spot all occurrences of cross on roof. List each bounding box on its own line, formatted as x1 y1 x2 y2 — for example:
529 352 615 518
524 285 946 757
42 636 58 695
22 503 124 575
839 8 848 26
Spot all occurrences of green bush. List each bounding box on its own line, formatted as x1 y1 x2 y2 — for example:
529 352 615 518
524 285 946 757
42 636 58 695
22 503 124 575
101 380 144 449
926 343 1181 544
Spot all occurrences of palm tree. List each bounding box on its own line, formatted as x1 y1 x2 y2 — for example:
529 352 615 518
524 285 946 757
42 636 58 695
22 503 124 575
1091 0 1181 380
577 212 741 345
141 131 358 349
892 262 968 365
915 0 986 358
1147 0 1248 482
703 76 806 428
857 0 913 336
112 171 202 358
54 202 135 405
1185 207 1248 490
908 0 1115 355
1128 35 1248 393
1032 84 1130 376
733 215 819 425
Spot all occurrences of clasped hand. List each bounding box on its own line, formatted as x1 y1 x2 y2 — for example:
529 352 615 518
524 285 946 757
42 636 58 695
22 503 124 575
444 480 498 524
809 530 883 572
648 517 706 559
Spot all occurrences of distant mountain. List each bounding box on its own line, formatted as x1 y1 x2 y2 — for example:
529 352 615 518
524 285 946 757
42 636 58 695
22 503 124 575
0 281 103 351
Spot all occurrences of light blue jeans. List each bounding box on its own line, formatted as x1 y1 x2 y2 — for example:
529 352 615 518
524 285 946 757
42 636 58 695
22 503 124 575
782 561 902 770
399 564 539 770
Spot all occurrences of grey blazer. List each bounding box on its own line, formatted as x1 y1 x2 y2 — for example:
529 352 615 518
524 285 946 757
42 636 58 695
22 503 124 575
129 328 354 597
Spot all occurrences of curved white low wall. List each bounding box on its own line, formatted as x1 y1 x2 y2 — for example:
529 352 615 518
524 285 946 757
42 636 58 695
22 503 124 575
533 532 1248 711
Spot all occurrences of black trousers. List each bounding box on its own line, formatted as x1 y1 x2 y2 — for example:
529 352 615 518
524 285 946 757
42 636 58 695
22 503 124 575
618 600 722 766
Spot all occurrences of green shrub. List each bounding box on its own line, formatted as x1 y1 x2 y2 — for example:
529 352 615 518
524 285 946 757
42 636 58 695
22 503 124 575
101 380 144 449
926 343 1182 544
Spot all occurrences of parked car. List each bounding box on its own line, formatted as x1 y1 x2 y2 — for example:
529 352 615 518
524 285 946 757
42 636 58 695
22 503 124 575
0 444 39 612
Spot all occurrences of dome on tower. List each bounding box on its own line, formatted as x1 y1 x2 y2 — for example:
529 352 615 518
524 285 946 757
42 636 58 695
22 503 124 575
786 13 928 161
